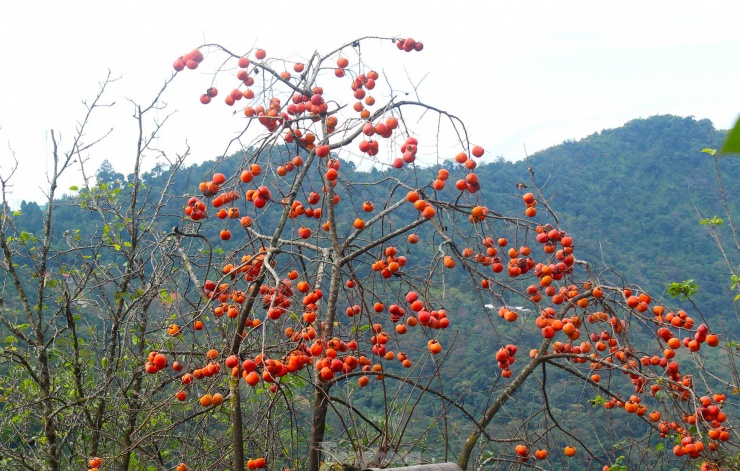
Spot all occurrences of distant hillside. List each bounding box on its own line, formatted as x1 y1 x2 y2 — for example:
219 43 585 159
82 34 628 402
14 115 737 320
8 115 739 466
488 115 738 319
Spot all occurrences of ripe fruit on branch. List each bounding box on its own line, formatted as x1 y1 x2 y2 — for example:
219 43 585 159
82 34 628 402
212 393 224 406
174 48 204 71
316 145 330 158
247 457 267 469
396 37 424 52
199 394 213 407
359 139 379 156
427 339 443 354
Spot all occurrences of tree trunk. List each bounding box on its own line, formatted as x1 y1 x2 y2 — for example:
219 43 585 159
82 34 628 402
308 382 331 471
231 377 245 471
38 348 60 471
307 265 342 471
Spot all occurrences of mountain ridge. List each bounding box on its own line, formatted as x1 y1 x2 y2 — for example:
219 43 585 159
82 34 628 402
12 114 738 320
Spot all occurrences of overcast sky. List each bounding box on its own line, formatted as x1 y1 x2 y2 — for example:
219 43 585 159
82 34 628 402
1 1 739 206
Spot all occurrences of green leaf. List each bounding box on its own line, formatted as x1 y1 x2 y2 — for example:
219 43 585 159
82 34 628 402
667 280 698 299
721 116 740 154
12 210 21 216
699 216 723 226
159 290 173 304
655 443 664 451
69 185 79 191
588 395 607 407
113 244 121 251
123 241 132 247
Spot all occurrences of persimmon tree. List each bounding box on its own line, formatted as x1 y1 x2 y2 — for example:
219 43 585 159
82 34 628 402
159 37 737 471
1 36 737 471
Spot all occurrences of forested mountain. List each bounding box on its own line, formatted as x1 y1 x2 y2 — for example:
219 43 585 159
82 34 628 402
16 114 735 320
6 114 738 470
488 115 738 322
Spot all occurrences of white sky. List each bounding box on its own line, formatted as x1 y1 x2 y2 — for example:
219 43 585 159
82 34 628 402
1 1 739 205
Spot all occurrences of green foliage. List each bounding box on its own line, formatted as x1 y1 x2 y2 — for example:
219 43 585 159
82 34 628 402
700 216 724 226
606 455 629 471
588 395 607 407
667 280 699 299
721 116 740 154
